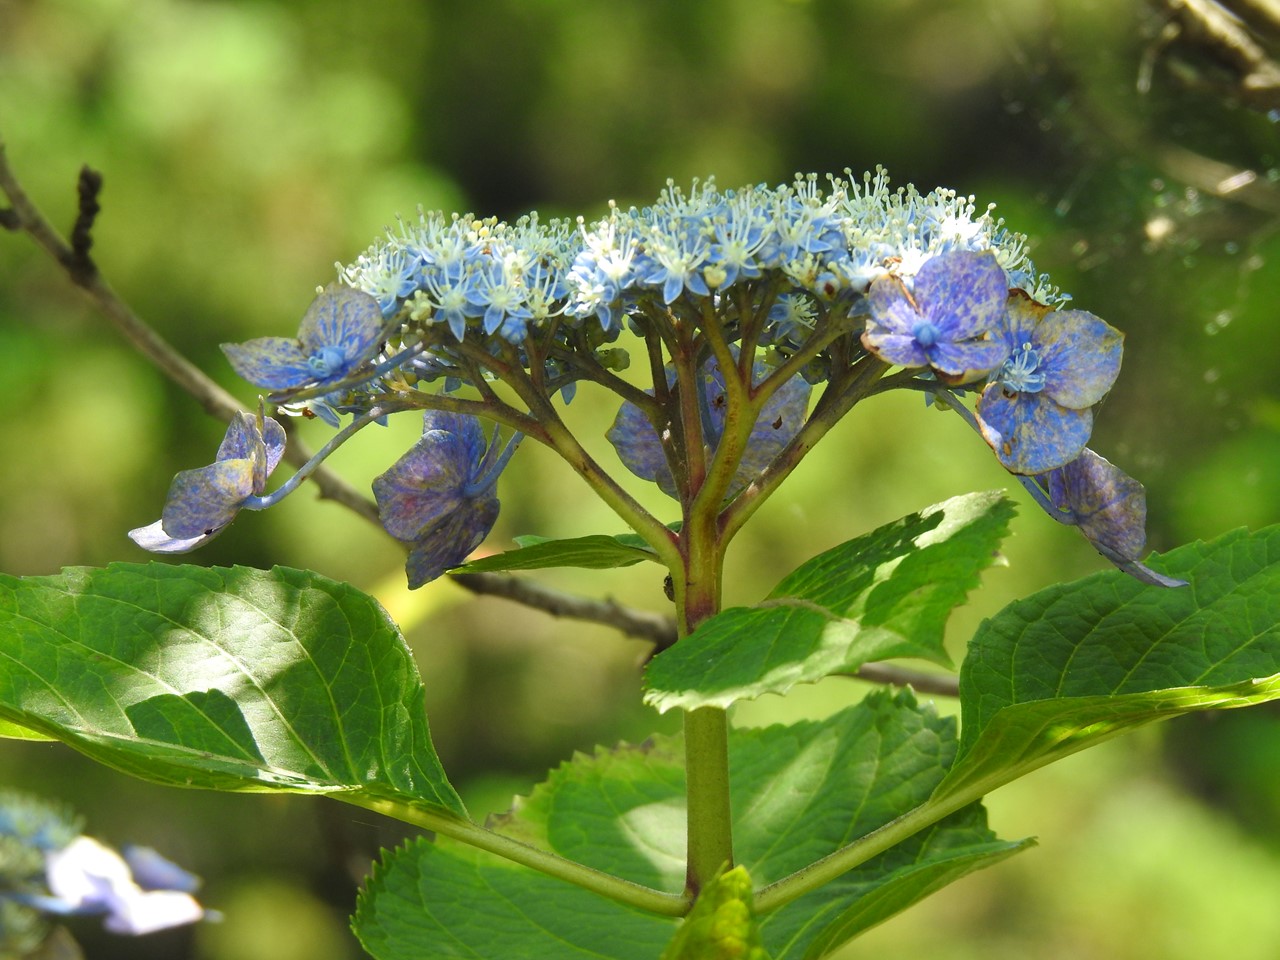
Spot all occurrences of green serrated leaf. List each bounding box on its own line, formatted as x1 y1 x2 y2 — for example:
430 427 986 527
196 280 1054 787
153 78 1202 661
355 690 1026 960
644 492 1014 712
0 563 464 816
455 534 659 572
937 526 1280 801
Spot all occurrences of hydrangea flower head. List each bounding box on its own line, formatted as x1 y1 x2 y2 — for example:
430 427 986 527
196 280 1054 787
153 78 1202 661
129 411 286 553
976 291 1123 474
373 411 518 587
222 284 384 390
607 355 811 499
1043 449 1186 588
861 250 1011 384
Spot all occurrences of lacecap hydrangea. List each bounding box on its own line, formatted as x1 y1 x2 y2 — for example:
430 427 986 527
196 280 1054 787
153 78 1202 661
131 170 1180 589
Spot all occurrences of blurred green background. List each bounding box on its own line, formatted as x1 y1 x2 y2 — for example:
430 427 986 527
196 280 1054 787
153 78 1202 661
2 0 1279 956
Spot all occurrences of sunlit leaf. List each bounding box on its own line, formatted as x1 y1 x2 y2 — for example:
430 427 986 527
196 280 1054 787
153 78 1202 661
644 492 1014 711
937 526 1280 801
0 563 464 816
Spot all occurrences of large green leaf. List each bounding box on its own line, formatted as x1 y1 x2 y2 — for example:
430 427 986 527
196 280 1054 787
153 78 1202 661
644 492 1015 712
354 690 1027 960
936 526 1280 801
456 533 660 572
0 563 464 816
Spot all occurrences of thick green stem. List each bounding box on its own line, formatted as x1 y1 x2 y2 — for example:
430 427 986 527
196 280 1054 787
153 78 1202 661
684 707 733 895
676 500 733 897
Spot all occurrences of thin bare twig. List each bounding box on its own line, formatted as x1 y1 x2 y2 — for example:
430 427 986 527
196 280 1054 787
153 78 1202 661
451 572 677 646
0 140 383 526
847 663 959 697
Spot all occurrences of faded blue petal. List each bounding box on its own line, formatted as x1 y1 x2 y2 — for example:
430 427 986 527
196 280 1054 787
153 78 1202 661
977 387 1093 474
373 411 513 586
1047 449 1146 559
733 371 810 483
606 401 678 498
863 280 931 367
1044 449 1186 587
372 412 485 540
995 295 1122 409
297 283 384 367
977 294 1123 474
404 496 501 588
862 251 1009 382
222 284 382 390
913 250 1008 341
607 354 810 499
133 413 285 552
216 413 286 493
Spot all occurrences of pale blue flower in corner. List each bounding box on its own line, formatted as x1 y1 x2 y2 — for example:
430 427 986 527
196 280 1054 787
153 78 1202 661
0 790 210 938
37 836 207 935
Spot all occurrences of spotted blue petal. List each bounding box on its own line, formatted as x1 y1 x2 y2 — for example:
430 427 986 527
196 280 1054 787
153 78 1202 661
977 293 1123 474
373 412 488 540
1030 309 1124 409
862 250 1010 383
1047 449 1146 559
216 412 286 493
606 401 678 498
976 386 1093 475
404 496 501 588
160 459 257 539
130 412 286 552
